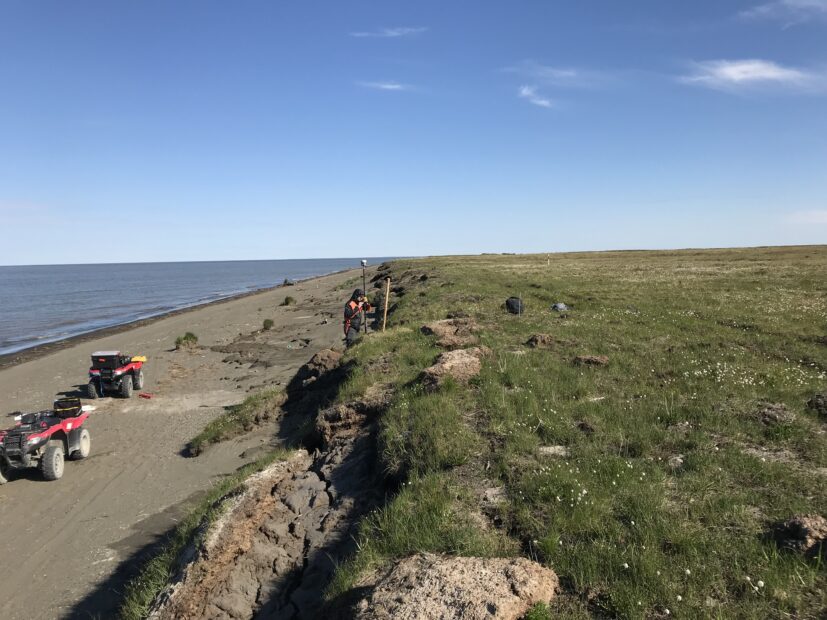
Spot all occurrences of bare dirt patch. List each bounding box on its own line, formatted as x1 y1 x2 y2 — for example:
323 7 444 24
315 383 392 447
740 443 791 465
751 402 796 426
421 318 481 349
573 355 609 366
288 348 343 392
347 553 558 620
421 347 491 391
538 445 569 458
737 442 826 478
770 515 827 559
526 333 555 349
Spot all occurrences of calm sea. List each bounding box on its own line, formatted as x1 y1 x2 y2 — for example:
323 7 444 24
0 258 390 356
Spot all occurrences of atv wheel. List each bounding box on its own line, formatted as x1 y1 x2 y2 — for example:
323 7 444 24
86 380 100 399
133 369 144 390
0 459 9 484
41 442 65 481
71 429 91 460
120 375 134 398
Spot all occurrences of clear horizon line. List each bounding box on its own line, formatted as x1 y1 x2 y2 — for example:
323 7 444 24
0 256 405 268
2 243 825 268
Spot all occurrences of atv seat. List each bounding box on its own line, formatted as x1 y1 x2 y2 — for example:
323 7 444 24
53 398 83 418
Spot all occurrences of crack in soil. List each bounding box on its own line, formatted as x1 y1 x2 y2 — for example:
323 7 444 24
148 400 383 620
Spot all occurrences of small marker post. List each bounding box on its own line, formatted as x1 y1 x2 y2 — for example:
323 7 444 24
361 259 368 333
383 277 391 332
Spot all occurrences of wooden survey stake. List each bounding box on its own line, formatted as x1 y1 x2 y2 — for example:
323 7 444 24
383 277 391 332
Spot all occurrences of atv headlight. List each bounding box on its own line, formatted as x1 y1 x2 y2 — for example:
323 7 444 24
113 370 123 376
26 436 44 446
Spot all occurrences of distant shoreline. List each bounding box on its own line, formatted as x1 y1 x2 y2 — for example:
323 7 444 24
0 267 357 371
0 256 387 268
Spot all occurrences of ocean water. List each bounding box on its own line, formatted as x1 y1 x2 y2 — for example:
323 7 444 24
0 258 389 356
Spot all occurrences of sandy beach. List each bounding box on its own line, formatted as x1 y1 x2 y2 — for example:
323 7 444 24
0 267 366 620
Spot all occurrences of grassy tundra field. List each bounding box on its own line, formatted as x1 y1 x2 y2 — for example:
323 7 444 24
328 247 826 618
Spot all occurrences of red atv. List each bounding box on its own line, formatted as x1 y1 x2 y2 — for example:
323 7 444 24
87 351 146 399
0 398 91 484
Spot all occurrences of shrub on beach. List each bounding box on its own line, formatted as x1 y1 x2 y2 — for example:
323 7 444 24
281 296 296 307
263 319 274 331
175 332 198 349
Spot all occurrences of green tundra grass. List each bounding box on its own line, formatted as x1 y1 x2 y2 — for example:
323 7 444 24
329 247 826 619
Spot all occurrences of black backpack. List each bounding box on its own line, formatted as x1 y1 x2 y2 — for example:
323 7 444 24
505 297 524 315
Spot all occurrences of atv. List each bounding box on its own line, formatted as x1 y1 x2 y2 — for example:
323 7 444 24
87 351 146 399
0 398 91 484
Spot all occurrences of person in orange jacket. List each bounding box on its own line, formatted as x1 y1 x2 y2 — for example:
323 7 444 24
344 289 371 347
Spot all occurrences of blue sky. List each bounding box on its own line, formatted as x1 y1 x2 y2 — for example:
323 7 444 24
1 1 825 265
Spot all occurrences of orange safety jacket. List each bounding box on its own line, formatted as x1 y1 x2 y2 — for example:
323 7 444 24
344 300 371 334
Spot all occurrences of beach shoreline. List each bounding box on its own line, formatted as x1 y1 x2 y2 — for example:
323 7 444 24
0 267 356 371
0 265 371 619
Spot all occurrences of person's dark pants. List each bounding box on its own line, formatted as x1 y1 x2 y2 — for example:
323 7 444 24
346 327 360 347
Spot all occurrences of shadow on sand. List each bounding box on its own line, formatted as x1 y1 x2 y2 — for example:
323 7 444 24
65 491 206 619
56 384 88 399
